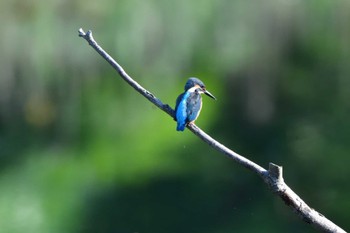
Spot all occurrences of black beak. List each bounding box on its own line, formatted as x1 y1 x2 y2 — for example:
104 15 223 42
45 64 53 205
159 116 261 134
204 89 216 100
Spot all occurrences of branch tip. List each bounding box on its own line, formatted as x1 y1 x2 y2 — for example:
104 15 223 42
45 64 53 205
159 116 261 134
78 28 85 37
78 28 94 42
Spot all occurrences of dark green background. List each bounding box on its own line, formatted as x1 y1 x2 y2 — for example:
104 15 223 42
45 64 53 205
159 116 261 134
1 0 349 232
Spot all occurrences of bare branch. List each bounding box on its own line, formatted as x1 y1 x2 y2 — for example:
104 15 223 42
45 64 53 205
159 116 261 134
78 28 346 233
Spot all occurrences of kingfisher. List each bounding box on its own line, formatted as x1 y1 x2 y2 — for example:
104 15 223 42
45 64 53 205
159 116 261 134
174 77 216 131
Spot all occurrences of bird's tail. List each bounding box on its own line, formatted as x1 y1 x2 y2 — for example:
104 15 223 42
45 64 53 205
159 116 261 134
176 123 186 131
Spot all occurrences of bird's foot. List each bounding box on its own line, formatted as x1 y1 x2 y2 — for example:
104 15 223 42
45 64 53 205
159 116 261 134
187 121 195 127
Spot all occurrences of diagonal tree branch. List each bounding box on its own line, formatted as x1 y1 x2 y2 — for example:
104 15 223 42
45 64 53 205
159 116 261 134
78 28 346 233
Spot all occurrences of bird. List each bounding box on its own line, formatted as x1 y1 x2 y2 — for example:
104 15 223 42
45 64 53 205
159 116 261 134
174 77 216 131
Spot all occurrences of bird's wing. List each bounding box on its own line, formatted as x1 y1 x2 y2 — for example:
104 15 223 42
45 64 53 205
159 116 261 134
174 93 184 121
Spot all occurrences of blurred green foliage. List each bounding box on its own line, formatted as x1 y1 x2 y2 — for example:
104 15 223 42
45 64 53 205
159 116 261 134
0 0 349 232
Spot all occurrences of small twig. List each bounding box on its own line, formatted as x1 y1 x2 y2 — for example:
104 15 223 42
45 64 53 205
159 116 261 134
78 28 346 233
